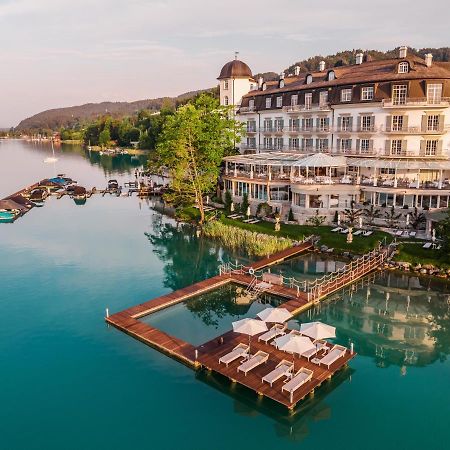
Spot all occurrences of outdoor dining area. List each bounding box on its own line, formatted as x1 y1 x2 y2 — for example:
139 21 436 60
196 307 355 409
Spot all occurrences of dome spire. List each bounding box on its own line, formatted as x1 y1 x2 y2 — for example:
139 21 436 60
235 51 239 60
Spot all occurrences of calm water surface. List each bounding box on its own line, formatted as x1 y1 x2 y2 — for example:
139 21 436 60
1 140 450 450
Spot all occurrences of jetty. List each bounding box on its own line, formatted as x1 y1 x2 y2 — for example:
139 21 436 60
106 240 395 409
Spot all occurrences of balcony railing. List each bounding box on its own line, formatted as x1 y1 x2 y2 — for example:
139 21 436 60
239 106 256 113
283 103 331 113
382 97 450 108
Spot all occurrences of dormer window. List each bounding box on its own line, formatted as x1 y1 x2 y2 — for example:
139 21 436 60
249 99 255 109
265 97 272 109
224 80 229 90
398 62 409 73
276 96 282 108
262 82 267 91
279 79 285 88
327 70 335 81
305 74 313 85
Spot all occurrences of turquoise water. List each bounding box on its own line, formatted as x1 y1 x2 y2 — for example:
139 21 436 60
1 140 450 449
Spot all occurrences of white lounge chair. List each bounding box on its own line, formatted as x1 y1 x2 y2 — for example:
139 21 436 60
248 219 260 224
331 227 342 233
218 343 249 367
363 231 373 237
340 229 349 234
353 230 363 236
423 242 432 249
262 360 294 387
395 230 403 236
409 231 417 237
301 339 328 361
316 344 346 368
237 350 269 376
227 214 239 219
258 324 286 343
402 231 409 237
282 367 313 395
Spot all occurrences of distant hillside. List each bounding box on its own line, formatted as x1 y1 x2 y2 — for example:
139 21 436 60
16 88 213 131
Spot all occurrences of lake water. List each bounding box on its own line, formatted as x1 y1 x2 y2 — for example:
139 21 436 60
1 140 450 450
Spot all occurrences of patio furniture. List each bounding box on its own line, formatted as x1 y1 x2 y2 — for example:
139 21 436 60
423 242 432 249
363 231 373 237
353 230 363 236
262 360 294 387
282 368 314 396
315 344 346 368
301 339 328 360
409 231 417 237
331 227 342 232
258 323 286 343
218 343 249 367
237 351 269 376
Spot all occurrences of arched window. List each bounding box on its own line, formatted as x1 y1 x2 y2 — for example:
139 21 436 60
224 96 229 106
305 74 313 85
279 79 285 88
327 70 335 81
398 62 409 73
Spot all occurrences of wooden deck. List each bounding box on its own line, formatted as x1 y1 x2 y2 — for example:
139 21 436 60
250 242 313 270
197 329 355 409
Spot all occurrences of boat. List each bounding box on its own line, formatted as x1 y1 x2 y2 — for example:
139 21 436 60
108 179 119 190
71 186 87 202
29 188 48 203
44 141 58 163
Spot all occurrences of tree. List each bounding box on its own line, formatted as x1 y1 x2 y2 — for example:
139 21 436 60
224 190 232 213
288 208 295 221
151 94 242 224
241 193 249 215
98 128 111 148
384 206 402 229
363 204 381 226
408 207 426 230
436 211 450 259
305 210 326 227
343 200 363 226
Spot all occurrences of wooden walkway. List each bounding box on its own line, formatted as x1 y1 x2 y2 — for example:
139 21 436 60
197 329 355 409
250 242 313 270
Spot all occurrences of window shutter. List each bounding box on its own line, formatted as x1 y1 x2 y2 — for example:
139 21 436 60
336 138 341 150
420 140 426 154
402 140 407 153
337 117 342 130
316 139 319 150
421 115 427 132
348 139 352 150
403 115 408 130
326 118 330 127
385 115 391 132
370 116 375 130
437 140 443 154
301 119 305 130
357 116 362 131
324 139 328 149
356 139 360 151
385 140 390 154
369 140 374 151
301 138 305 150
348 117 353 131
439 115 445 132
316 118 320 129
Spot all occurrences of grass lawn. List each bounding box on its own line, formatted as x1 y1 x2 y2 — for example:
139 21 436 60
220 216 390 254
394 242 450 268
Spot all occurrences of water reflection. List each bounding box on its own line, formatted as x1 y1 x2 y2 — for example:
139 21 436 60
299 271 450 369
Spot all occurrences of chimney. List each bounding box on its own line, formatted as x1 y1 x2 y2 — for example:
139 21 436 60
319 60 326 71
294 65 301 76
355 53 363 65
425 53 433 67
280 71 285 80
258 76 264 89
399 46 408 58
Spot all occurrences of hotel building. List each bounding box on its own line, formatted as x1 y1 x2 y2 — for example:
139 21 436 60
218 48 450 224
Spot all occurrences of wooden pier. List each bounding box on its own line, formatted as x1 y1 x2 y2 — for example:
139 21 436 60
104 240 386 410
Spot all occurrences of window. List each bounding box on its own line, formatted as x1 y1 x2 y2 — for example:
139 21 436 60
249 99 255 109
380 168 396 175
341 116 352 131
391 139 403 155
291 94 298 106
303 117 313 131
246 137 256 148
361 86 374 101
276 96 283 108
319 91 328 106
302 138 314 151
306 74 313 84
246 121 256 132
289 138 300 149
339 139 352 151
237 182 249 197
265 97 272 109
425 140 438 156
289 118 300 131
361 115 374 131
360 139 371 153
263 137 273 149
317 138 328 151
327 70 335 81
275 137 284 149
398 62 409 73
427 115 440 131
318 117 329 132
392 115 404 131
224 80 229 90
254 184 267 201
279 79 285 88
427 84 443 104
263 119 272 131
224 96 229 106
341 88 352 102
392 85 407 105
274 118 284 131
304 93 312 110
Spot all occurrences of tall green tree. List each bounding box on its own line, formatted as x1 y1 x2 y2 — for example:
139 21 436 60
151 94 242 224
98 127 111 148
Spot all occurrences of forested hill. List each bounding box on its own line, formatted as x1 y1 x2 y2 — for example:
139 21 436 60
16 89 211 131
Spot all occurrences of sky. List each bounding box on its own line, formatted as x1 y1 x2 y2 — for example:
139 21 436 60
0 0 448 127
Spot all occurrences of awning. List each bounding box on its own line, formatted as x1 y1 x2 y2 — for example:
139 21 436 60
347 157 450 170
292 153 347 168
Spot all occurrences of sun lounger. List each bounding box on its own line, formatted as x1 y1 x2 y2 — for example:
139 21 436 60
402 231 409 237
242 218 253 223
409 231 417 237
258 324 286 343
353 230 363 236
340 229 349 234
331 227 342 232
301 339 328 361
423 242 432 249
316 344 346 368
262 360 294 387
227 214 239 219
218 343 249 367
248 219 260 224
363 231 373 237
237 350 269 376
395 230 403 236
282 368 313 395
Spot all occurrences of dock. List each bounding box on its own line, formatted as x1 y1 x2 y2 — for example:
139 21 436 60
104 239 387 410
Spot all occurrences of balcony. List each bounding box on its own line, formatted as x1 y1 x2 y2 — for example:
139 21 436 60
283 103 331 113
245 128 257 134
382 97 450 108
385 125 449 134
239 106 256 113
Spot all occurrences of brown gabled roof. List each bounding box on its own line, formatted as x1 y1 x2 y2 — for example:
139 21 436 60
218 60 252 80
244 56 450 98
0 199 27 212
